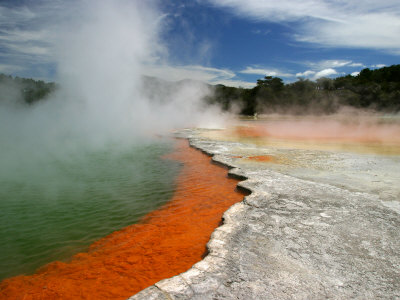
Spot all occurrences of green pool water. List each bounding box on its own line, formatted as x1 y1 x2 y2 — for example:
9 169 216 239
0 139 181 281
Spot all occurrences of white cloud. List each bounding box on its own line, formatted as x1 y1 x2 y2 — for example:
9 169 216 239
239 66 293 77
0 2 72 76
305 59 366 70
351 71 360 76
296 70 315 77
208 0 339 22
314 68 337 79
144 64 235 82
371 64 386 68
349 62 366 68
251 29 271 35
296 59 366 80
0 28 51 44
314 60 352 69
6 43 50 56
208 0 400 52
300 13 400 50
0 1 249 89
0 63 24 73
296 68 337 80
0 1 250 88
144 64 253 87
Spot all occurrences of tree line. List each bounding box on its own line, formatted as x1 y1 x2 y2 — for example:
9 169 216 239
0 74 56 105
206 64 400 115
1 65 399 114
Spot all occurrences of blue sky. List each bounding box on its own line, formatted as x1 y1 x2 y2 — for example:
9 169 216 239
0 0 399 87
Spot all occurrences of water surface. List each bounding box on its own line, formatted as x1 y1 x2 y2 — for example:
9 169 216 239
0 139 246 300
0 139 180 280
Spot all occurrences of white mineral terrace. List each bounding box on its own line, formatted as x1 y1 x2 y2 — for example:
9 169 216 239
130 119 400 300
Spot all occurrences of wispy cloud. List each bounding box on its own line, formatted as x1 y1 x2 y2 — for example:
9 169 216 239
296 68 337 80
294 58 367 80
239 66 293 77
306 59 366 70
310 60 351 69
296 70 316 78
371 64 386 68
251 29 271 35
314 68 337 78
208 0 400 53
0 1 73 77
0 63 24 74
349 62 366 68
0 1 242 87
144 64 254 87
144 64 234 82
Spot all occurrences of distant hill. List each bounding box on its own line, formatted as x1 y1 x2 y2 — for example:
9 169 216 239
2 65 399 115
0 74 56 105
207 65 400 115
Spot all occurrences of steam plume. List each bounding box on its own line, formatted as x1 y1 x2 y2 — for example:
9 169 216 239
0 0 226 159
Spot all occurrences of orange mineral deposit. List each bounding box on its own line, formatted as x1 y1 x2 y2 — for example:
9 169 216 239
247 155 274 162
0 139 246 300
234 125 269 138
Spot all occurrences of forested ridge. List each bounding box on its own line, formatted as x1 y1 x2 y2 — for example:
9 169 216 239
207 64 400 115
1 65 399 114
0 74 56 105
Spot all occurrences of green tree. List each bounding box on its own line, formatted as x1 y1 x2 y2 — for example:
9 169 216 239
257 76 284 92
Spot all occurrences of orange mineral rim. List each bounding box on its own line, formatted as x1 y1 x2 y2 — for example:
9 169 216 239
0 139 246 300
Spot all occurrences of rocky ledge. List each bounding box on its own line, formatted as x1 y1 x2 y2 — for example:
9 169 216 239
129 129 400 300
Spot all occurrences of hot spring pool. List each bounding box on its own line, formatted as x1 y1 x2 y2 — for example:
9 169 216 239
0 139 180 280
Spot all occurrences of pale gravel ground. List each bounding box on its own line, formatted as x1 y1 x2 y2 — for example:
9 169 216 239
129 128 400 300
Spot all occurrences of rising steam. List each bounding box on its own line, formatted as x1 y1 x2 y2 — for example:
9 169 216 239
0 0 226 161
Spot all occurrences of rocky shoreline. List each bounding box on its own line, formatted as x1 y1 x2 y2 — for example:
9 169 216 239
130 128 400 299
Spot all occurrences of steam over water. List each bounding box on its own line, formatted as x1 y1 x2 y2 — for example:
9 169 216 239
0 141 180 280
0 0 223 280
